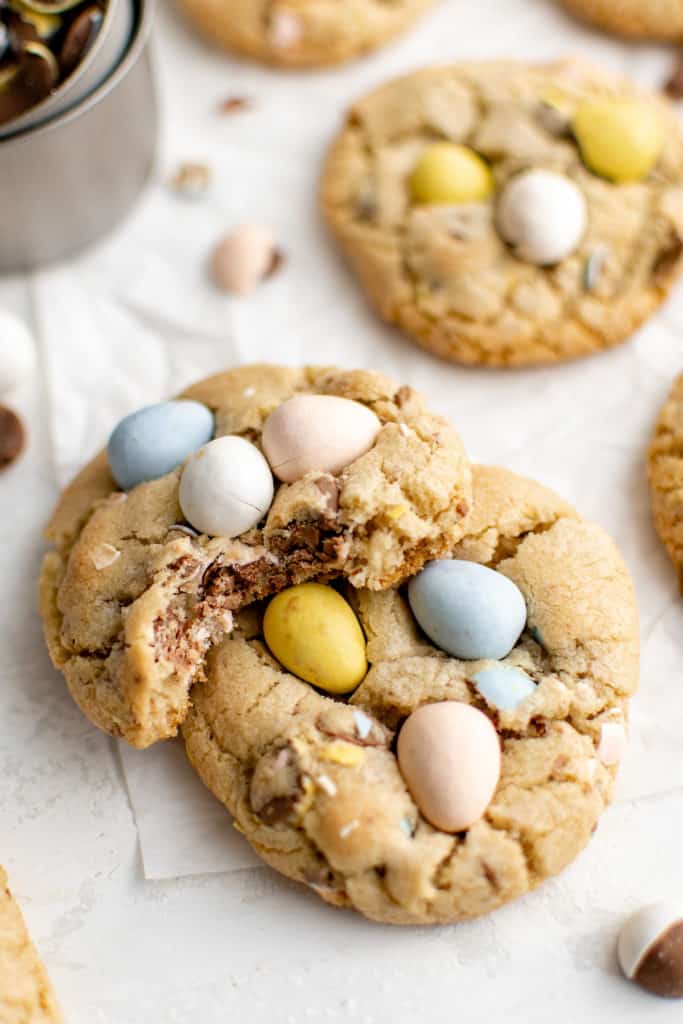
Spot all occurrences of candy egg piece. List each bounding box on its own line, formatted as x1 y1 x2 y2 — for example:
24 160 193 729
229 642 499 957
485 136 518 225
472 665 536 712
409 142 493 204
397 702 501 833
262 394 381 483
211 225 278 295
108 400 214 491
573 99 663 183
618 902 683 998
0 309 36 396
597 721 628 765
497 169 587 265
263 583 367 694
408 559 527 661
179 435 274 537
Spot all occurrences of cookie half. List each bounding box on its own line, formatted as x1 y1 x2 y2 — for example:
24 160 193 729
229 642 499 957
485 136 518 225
0 866 62 1023
183 465 640 925
177 0 435 69
40 365 471 749
648 372 683 586
321 59 683 367
561 0 683 40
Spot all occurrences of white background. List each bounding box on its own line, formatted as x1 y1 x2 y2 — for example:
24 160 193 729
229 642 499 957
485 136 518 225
3 0 683 1020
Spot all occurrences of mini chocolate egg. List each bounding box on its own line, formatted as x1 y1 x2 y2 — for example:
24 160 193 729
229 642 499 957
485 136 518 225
179 435 274 537
262 394 381 483
263 583 367 694
472 664 536 712
108 401 214 491
497 169 587 266
211 225 279 295
574 99 663 183
0 309 36 395
618 902 683 998
397 702 501 833
409 143 493 204
408 559 527 661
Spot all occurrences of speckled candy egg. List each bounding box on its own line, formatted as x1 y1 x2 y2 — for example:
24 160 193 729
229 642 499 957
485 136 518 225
407 559 527 661
574 99 663 184
0 309 36 395
397 702 501 832
262 394 381 483
263 583 367 694
179 435 274 537
497 169 587 266
108 400 214 491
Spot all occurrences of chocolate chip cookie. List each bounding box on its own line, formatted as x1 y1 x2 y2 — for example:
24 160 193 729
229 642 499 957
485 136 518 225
178 0 435 68
183 465 639 925
40 365 471 749
561 0 683 39
321 59 683 367
0 866 61 1023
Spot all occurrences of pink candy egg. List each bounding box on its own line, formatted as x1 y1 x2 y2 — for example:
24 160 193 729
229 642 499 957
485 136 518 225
397 702 501 833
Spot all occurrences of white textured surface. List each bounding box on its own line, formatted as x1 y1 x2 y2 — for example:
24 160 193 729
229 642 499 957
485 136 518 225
3 0 683 1018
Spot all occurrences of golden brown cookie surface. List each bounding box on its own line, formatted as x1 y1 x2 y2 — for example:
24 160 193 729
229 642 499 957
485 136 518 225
177 0 435 68
0 867 61 1024
40 365 470 749
321 59 683 367
649 372 683 587
183 466 640 925
561 0 683 40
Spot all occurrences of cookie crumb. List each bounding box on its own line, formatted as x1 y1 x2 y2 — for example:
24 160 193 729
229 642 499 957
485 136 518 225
168 162 211 199
218 96 252 115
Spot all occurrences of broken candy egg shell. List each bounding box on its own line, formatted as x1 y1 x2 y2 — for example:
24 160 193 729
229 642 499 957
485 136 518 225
618 902 683 998
211 225 277 295
472 664 536 712
262 394 381 483
263 583 367 694
397 701 501 833
0 309 37 396
179 434 274 537
107 400 215 491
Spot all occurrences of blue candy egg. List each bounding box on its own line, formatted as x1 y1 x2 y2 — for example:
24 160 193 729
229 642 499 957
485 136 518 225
108 400 214 491
407 559 527 661
472 665 536 711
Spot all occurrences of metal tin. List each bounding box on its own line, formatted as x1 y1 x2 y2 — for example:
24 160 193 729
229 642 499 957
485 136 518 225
0 0 156 273
0 0 136 140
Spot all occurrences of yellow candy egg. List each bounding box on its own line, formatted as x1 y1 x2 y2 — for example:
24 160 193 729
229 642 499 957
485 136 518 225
263 583 367 694
573 99 663 183
409 143 493 204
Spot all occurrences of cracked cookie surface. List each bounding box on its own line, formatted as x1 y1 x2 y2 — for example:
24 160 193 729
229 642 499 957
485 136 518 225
183 465 640 925
0 867 61 1024
648 372 683 587
177 0 434 68
561 0 683 39
321 59 683 367
39 365 470 749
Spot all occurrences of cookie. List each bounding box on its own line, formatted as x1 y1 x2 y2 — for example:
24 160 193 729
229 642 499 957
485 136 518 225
40 365 471 749
321 59 683 367
561 0 683 40
648 372 683 586
183 465 640 925
0 867 62 1023
177 0 434 69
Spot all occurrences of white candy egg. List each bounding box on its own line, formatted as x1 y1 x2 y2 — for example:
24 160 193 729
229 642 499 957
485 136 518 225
0 309 36 395
179 435 274 537
211 225 278 295
497 169 587 266
262 394 381 483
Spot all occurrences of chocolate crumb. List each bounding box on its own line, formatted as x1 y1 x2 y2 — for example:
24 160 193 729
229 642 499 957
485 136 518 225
0 405 25 470
265 248 285 280
664 53 683 99
218 96 253 115
653 235 683 278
